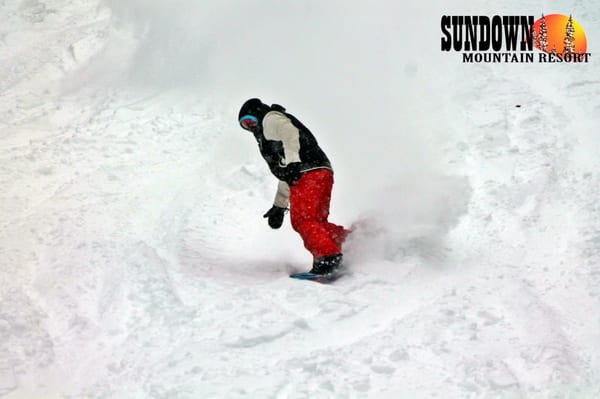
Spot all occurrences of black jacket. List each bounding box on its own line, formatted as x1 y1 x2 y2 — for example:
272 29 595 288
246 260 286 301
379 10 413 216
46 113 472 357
252 105 332 182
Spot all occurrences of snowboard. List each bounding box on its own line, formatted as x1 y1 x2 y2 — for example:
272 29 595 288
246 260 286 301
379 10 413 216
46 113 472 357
289 269 347 284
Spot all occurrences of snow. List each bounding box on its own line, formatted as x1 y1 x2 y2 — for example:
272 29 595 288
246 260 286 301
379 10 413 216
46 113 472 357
1 0 600 398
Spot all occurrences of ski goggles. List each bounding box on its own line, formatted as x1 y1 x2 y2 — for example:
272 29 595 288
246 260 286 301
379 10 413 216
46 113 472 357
239 115 259 131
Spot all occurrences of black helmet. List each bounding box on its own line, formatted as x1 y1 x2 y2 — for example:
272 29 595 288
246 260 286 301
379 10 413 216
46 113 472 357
238 98 271 122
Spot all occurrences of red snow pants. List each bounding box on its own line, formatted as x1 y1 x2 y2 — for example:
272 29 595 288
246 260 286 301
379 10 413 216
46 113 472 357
289 169 348 259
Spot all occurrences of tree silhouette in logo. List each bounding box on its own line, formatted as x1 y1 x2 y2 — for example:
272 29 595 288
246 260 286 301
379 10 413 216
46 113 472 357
563 14 576 54
536 14 548 52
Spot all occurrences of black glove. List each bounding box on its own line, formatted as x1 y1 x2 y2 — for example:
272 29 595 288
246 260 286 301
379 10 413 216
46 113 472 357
263 206 287 229
276 162 303 185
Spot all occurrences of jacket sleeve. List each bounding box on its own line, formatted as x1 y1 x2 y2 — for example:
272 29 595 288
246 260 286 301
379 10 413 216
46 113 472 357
263 112 301 165
273 180 290 208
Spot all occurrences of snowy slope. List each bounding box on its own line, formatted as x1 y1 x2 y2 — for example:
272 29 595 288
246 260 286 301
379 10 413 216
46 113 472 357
1 0 600 398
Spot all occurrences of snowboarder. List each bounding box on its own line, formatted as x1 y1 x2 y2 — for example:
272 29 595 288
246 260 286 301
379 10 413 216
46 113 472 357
238 98 349 276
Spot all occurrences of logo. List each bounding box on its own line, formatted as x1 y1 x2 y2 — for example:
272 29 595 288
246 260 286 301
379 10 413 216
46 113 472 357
441 14 591 63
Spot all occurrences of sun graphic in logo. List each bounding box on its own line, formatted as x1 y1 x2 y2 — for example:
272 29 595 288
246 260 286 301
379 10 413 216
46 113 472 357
532 14 587 54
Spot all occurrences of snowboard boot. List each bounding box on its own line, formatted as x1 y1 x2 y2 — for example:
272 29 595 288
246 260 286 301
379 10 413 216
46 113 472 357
308 253 343 275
